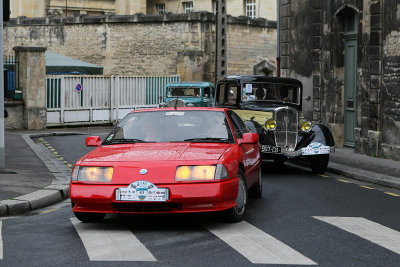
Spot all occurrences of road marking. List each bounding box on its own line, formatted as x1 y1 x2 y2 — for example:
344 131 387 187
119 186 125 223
318 174 329 178
67 164 72 168
58 157 64 160
360 185 375 190
384 192 400 197
0 221 3 259
53 152 58 155
314 216 400 255
39 208 60 215
337 179 351 183
204 221 316 265
70 217 156 261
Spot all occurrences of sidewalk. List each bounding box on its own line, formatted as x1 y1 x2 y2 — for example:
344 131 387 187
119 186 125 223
1 128 400 216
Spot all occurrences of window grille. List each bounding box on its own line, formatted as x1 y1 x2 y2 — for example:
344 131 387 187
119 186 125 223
245 0 256 19
183 2 193 14
156 4 165 14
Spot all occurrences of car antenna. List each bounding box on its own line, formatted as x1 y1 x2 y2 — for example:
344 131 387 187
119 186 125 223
174 97 179 109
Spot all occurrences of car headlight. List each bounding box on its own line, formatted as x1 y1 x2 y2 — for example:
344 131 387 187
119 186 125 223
175 164 229 181
71 166 113 182
300 120 312 132
265 119 277 130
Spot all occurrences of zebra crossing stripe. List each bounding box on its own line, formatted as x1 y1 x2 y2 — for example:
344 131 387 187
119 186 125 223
313 216 400 255
204 221 317 265
70 217 156 261
0 221 3 260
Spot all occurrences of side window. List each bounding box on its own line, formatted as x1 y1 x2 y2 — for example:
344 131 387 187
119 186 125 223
230 111 250 134
217 83 226 106
203 87 210 98
227 84 238 105
226 110 249 139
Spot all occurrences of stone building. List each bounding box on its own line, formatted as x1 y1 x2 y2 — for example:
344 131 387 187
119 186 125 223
10 0 276 20
279 0 400 160
4 12 276 82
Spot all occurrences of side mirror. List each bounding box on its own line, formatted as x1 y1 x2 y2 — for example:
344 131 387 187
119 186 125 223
240 133 259 144
86 136 101 147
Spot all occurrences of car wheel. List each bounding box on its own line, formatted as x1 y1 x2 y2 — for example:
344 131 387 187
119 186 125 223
310 154 329 174
74 212 105 223
225 169 248 223
249 166 262 199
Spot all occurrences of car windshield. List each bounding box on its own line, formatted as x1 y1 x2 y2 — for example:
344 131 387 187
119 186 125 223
167 87 201 98
103 110 234 144
242 82 300 105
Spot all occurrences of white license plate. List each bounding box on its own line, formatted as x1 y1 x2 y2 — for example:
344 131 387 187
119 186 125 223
116 180 169 202
302 146 330 155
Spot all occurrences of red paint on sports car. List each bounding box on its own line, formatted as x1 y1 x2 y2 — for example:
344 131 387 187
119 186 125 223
70 107 262 223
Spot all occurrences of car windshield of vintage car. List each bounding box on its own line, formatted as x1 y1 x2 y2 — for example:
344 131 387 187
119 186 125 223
167 87 201 98
242 83 300 105
103 110 233 144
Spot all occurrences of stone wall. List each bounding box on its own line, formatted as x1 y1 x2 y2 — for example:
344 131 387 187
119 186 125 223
280 0 400 160
4 12 276 82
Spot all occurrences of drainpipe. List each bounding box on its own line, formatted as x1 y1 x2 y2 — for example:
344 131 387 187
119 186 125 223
276 0 281 77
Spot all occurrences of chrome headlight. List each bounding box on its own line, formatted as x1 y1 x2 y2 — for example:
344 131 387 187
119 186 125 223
265 119 277 130
300 120 312 132
175 164 229 181
71 166 113 182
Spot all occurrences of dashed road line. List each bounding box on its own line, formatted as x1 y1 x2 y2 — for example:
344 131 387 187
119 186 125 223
384 192 400 197
39 208 60 215
337 179 352 183
205 221 316 265
318 174 329 178
360 185 375 190
314 216 400 255
71 217 156 262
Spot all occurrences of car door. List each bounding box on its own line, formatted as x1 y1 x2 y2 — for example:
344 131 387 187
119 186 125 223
227 110 260 187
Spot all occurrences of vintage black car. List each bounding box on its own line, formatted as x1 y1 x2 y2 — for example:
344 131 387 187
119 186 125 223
215 75 335 174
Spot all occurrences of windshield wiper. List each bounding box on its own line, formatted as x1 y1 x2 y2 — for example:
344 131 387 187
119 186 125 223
183 137 230 143
103 138 145 145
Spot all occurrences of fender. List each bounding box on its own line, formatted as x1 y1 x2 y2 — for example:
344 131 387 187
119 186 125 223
296 124 335 150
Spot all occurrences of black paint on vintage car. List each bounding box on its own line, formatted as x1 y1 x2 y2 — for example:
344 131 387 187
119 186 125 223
216 75 335 174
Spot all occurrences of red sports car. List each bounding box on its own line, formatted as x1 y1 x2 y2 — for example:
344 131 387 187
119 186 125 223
70 107 262 222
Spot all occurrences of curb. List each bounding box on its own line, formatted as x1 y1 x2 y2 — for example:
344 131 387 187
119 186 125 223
0 132 83 217
327 163 400 190
288 161 400 191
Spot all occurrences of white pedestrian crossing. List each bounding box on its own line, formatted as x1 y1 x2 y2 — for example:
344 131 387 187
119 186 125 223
0 221 3 260
204 221 317 265
314 216 400 255
70 217 156 261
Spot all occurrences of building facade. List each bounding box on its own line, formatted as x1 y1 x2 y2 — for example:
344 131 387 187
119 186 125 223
10 0 276 20
279 0 400 160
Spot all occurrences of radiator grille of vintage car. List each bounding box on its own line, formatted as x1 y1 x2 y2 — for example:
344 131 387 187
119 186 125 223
275 108 298 150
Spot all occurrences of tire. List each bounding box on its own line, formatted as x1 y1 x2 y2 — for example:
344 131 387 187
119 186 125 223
225 169 248 223
249 166 262 199
310 154 329 174
74 212 105 223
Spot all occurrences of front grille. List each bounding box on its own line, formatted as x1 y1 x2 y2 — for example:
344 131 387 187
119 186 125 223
112 202 182 213
274 108 298 149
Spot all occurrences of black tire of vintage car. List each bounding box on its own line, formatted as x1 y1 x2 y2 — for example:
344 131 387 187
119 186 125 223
215 75 335 174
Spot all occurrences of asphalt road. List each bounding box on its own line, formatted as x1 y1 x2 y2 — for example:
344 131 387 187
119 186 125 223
1 134 400 266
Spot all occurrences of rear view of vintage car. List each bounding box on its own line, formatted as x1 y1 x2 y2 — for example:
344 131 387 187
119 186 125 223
215 75 335 174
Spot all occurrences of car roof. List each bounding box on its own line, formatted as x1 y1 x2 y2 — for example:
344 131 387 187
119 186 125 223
166 81 214 87
131 107 229 113
220 75 303 87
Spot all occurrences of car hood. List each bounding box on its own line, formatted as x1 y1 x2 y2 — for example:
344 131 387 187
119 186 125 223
79 143 231 184
83 143 230 162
